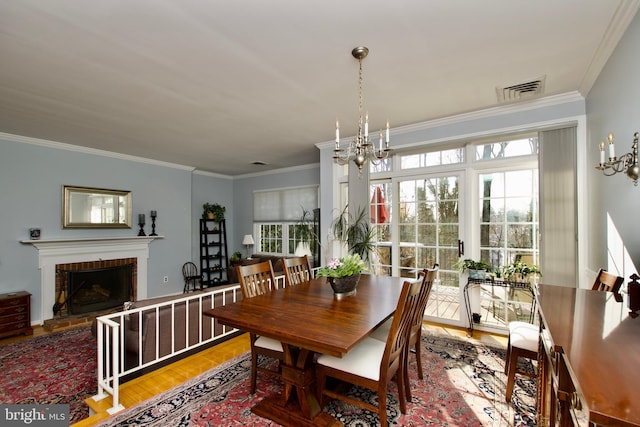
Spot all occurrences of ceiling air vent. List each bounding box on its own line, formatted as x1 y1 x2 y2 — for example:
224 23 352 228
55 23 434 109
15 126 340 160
496 76 546 103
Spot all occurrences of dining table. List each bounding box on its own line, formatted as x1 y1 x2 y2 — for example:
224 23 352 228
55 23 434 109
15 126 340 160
203 273 405 427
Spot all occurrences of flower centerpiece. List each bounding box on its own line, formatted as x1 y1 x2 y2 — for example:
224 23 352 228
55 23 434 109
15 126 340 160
316 254 366 296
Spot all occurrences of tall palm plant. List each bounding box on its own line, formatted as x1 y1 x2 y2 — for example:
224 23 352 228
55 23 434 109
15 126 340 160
331 205 376 266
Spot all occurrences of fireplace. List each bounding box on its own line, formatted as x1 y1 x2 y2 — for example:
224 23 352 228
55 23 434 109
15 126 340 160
22 236 158 325
54 257 137 318
57 263 134 316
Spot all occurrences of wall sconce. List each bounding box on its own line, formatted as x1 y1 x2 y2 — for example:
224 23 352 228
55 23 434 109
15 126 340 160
242 234 254 259
596 132 639 185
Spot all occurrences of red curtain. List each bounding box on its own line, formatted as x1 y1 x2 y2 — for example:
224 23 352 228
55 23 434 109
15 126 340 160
370 186 389 224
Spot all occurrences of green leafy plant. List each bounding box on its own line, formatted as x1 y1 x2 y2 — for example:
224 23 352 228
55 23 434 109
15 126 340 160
331 205 376 265
500 260 541 282
315 254 366 278
230 251 242 261
295 208 316 247
202 203 225 220
453 258 493 273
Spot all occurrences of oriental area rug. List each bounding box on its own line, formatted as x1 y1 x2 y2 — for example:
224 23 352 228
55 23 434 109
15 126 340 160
0 325 97 425
97 333 536 427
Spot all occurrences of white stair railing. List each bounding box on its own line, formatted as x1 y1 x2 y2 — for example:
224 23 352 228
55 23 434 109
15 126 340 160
92 283 244 414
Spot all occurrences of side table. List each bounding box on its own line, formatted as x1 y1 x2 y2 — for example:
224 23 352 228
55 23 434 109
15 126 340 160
0 291 33 339
463 278 535 336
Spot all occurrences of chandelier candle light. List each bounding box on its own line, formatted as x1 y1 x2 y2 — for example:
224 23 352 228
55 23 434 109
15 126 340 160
596 132 640 185
334 46 391 172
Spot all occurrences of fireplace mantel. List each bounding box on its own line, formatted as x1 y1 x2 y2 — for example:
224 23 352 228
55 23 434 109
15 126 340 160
22 236 163 324
20 235 163 248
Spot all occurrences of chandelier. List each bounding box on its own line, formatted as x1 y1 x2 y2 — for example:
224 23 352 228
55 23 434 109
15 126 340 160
596 132 639 185
333 46 391 171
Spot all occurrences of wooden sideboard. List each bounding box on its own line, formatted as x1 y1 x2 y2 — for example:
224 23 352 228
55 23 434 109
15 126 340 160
536 284 640 426
0 291 33 339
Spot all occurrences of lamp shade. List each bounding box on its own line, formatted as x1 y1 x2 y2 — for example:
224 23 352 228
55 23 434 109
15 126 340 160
242 234 255 245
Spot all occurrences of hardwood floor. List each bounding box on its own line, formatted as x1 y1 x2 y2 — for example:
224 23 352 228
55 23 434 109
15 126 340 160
2 322 507 427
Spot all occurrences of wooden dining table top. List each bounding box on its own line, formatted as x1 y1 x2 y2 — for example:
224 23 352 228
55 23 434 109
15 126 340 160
204 274 406 358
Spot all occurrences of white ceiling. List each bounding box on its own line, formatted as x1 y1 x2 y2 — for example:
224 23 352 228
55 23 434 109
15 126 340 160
1 1 638 175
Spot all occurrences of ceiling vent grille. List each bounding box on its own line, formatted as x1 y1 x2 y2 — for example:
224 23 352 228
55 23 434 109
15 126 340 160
496 76 546 102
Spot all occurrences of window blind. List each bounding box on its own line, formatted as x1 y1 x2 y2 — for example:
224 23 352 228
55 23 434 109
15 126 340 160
253 186 318 221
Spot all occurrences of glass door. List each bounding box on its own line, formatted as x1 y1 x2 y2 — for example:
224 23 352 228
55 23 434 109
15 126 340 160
394 173 464 323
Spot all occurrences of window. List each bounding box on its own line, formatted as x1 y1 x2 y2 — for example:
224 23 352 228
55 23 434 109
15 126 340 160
478 169 539 269
475 137 538 161
253 186 318 257
258 224 282 254
400 147 464 169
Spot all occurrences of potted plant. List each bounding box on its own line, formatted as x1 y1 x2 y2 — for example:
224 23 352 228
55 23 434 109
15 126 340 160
330 205 376 267
202 203 226 220
453 258 493 280
500 260 541 283
230 251 243 262
294 208 316 257
316 253 366 295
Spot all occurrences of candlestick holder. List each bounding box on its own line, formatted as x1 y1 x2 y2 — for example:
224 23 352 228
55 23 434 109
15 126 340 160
138 220 146 236
150 211 158 236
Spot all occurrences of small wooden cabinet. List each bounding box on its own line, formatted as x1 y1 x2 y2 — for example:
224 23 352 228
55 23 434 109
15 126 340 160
0 291 33 339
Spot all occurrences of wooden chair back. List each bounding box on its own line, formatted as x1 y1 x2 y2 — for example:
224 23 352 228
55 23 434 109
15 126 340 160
381 279 423 384
283 255 313 287
592 268 624 294
236 260 276 299
181 261 201 292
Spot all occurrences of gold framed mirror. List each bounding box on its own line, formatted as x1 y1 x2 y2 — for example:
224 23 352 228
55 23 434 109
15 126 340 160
63 185 132 229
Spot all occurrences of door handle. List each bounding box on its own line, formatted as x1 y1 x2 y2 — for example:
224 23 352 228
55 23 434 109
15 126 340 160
458 240 464 257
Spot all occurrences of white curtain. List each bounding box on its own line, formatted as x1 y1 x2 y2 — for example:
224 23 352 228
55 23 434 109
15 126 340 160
539 126 577 287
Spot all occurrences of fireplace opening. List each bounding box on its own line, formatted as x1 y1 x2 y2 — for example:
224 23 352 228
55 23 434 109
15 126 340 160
61 264 133 315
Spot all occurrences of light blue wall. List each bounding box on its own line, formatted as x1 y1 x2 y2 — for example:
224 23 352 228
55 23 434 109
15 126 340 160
0 136 193 322
586 12 640 274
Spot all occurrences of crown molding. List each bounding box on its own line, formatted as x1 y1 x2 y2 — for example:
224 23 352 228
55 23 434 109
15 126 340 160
317 92 584 150
0 131 195 172
579 0 640 95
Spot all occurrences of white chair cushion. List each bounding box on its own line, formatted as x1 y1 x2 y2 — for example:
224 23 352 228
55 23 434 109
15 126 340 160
509 321 538 352
370 317 393 341
254 336 283 352
317 337 386 381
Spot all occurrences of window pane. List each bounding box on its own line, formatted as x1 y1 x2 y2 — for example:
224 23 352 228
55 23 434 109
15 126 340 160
417 224 436 245
400 148 464 169
475 137 539 161
478 168 539 271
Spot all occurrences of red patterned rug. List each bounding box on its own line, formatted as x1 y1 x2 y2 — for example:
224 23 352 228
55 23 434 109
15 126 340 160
96 332 536 426
0 326 96 424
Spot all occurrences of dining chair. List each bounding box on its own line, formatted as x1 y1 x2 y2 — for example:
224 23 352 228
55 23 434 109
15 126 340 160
181 261 201 293
504 320 538 402
370 267 437 401
504 267 625 401
592 268 624 298
236 260 284 394
316 280 422 426
282 255 313 287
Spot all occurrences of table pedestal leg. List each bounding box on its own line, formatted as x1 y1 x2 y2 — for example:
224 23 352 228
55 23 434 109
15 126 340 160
251 344 341 427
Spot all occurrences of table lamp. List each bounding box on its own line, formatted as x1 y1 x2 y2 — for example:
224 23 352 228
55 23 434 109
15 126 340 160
242 234 254 259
